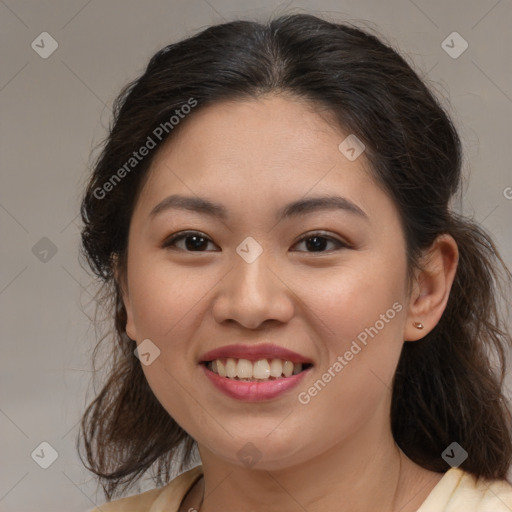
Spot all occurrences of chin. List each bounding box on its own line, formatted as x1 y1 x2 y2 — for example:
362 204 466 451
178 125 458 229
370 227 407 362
202 431 314 471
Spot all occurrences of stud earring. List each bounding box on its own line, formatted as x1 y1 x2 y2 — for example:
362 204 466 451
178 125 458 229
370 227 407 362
413 321 424 329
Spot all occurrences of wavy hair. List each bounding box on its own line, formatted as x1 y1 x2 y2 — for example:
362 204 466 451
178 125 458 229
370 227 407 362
78 13 512 500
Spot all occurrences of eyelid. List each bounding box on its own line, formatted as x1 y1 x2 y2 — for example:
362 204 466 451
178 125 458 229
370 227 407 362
291 231 351 251
162 229 352 252
162 230 218 250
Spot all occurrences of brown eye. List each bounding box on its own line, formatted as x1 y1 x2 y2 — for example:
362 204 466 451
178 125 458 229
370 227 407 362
291 232 349 253
162 231 218 252
162 230 349 253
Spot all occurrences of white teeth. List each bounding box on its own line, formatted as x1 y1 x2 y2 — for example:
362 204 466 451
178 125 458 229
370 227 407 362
269 359 283 378
253 359 271 379
216 359 226 377
283 360 294 377
236 359 253 378
225 358 237 378
208 357 308 380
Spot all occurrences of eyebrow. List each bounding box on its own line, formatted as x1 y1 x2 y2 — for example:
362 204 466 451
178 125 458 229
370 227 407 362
149 194 368 222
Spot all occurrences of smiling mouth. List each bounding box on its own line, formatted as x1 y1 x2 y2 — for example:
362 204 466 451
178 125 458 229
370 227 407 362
202 358 314 381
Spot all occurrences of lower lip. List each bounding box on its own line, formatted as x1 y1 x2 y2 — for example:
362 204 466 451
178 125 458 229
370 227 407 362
201 364 312 402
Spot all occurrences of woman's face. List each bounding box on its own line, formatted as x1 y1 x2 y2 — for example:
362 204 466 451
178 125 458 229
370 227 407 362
121 94 414 470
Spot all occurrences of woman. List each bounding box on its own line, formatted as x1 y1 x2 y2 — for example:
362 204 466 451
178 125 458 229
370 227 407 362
79 13 512 512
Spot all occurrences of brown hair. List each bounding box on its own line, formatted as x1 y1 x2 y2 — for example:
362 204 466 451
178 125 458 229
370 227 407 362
78 13 512 500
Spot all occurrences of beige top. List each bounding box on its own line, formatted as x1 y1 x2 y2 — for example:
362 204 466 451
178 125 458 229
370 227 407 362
88 465 512 512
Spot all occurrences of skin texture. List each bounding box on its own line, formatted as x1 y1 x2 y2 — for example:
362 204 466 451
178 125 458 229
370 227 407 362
119 94 459 512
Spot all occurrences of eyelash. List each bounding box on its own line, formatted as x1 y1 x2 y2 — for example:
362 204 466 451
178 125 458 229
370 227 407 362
161 230 351 253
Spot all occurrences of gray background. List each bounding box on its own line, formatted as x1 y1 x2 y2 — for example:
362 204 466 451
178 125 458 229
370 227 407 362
1 1 511 511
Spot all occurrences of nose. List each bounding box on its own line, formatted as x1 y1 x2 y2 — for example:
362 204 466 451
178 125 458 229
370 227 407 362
211 248 295 330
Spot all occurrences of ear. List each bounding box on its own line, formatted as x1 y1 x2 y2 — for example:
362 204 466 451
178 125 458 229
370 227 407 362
404 234 459 342
113 256 137 341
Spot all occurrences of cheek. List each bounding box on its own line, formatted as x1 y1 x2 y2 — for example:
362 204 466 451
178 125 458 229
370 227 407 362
292 255 407 411
128 256 215 340
127 261 217 429
298 255 407 352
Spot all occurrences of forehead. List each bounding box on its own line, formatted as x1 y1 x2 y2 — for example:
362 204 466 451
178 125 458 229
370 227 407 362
153 94 350 171
134 95 395 227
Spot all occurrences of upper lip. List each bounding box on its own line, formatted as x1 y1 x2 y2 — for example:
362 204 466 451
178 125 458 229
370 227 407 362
199 343 314 364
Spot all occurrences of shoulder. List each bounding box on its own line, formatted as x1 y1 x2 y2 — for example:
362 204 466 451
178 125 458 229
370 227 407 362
86 465 203 512
86 486 162 512
418 468 512 512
